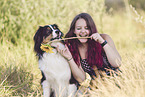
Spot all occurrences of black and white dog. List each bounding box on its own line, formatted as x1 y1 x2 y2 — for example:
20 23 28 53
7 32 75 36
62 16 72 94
33 24 77 97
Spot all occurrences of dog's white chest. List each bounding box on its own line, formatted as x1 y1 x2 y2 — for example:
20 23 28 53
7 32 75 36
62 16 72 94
39 51 71 80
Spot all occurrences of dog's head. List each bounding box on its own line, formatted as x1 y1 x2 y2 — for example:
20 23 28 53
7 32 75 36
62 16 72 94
34 24 63 56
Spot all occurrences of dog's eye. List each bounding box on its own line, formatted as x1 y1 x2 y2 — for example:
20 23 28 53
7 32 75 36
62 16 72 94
47 27 51 30
55 31 59 34
46 27 52 33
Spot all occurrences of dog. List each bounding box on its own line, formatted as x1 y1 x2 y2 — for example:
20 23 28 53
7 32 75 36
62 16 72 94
33 24 77 97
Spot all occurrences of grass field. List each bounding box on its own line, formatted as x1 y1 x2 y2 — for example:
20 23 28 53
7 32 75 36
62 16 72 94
0 0 145 97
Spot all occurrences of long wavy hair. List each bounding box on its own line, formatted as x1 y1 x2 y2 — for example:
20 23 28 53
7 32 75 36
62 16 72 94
65 13 103 68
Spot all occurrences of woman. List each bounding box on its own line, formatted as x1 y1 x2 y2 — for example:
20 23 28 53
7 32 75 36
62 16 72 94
57 13 121 86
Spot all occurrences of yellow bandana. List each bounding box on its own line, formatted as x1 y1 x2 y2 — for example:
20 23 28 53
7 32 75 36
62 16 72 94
40 44 54 53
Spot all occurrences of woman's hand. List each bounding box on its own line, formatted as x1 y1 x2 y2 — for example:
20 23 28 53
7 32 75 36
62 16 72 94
90 33 104 43
56 44 73 61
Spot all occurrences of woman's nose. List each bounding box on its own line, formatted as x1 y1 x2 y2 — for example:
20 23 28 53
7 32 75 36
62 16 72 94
81 28 86 33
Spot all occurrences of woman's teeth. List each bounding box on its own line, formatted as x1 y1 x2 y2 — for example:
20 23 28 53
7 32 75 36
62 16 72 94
79 35 87 37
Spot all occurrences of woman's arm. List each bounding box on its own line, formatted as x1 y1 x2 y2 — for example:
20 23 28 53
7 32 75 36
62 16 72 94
56 44 86 83
67 58 86 83
91 33 121 68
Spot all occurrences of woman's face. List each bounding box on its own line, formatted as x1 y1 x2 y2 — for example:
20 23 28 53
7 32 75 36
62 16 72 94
74 18 90 43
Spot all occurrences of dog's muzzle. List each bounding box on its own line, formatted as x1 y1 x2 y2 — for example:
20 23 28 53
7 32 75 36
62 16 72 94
47 25 64 41
50 30 63 41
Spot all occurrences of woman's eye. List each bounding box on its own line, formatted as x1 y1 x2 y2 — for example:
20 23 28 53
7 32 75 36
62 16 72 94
77 28 81 30
85 27 89 29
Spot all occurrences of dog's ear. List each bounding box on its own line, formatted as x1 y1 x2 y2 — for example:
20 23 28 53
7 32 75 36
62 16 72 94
34 26 44 55
34 26 44 42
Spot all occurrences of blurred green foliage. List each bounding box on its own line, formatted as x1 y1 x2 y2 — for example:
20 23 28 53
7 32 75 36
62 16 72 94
129 0 145 10
105 0 145 12
0 0 106 45
0 0 144 45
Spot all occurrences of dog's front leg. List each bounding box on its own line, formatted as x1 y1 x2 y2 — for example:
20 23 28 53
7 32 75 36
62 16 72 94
68 84 77 97
42 80 50 97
